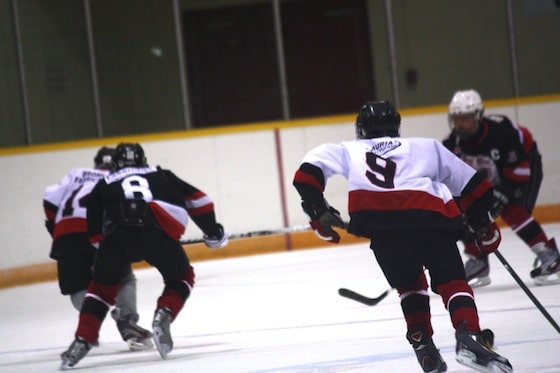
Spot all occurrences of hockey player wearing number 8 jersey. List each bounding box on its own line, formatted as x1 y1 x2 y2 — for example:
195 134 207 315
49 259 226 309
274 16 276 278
43 147 152 352
293 101 512 373
59 142 228 370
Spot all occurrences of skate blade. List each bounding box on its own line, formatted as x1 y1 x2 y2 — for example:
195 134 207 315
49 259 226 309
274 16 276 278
468 276 491 288
153 328 172 359
59 359 73 371
127 338 154 351
533 273 560 286
456 350 512 373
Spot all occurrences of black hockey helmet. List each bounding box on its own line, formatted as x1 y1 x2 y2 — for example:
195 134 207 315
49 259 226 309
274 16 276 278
94 146 116 171
355 100 401 139
114 142 148 169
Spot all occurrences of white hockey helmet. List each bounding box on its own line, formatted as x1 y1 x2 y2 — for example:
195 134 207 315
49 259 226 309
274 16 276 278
447 89 484 137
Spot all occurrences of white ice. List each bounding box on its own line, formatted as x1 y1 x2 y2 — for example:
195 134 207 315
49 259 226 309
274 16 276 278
1 224 560 372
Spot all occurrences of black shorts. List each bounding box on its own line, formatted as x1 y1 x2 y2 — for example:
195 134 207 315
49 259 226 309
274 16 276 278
51 233 97 295
93 226 190 286
369 229 465 291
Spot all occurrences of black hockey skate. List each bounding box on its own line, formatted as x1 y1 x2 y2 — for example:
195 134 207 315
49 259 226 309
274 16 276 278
59 336 92 370
407 330 447 372
152 306 173 359
112 308 153 351
455 322 512 373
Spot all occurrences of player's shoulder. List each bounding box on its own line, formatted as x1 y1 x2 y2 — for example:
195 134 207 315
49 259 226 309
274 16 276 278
67 167 107 178
484 114 515 130
405 137 439 147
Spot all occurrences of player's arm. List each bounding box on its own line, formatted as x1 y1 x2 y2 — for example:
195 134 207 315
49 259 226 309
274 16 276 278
457 172 501 254
42 173 73 236
86 182 105 247
164 170 227 248
293 161 344 243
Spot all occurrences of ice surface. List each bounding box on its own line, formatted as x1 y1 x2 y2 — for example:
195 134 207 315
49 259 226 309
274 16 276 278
1 224 559 372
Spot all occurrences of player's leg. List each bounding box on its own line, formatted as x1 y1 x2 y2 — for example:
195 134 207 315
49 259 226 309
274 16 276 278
424 232 512 372
146 230 195 359
112 270 153 350
370 231 446 373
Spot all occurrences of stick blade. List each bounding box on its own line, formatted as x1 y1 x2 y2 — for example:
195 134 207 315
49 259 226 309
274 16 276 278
338 287 391 306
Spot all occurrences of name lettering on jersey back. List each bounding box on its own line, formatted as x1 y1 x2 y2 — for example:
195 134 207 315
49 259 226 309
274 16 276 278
105 166 158 184
74 171 107 184
370 140 402 156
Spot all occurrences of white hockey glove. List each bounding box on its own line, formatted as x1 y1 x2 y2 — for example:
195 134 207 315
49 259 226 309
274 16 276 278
203 223 228 249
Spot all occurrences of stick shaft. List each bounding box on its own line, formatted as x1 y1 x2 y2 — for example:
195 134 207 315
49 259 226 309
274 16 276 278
494 250 560 334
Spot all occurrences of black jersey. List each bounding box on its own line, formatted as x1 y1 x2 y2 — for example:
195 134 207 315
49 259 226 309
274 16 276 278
443 114 533 200
87 166 219 244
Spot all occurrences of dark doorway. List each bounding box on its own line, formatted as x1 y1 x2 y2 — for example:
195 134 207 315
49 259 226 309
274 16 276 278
281 0 375 118
182 0 375 127
183 3 282 127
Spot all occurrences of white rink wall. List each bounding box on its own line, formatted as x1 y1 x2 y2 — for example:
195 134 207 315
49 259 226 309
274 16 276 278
1 99 559 270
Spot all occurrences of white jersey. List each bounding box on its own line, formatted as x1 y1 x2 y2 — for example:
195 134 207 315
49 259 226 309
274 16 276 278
297 137 479 234
43 167 109 239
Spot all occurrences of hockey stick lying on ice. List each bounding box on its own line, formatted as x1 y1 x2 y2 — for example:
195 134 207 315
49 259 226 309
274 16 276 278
494 250 560 335
338 287 393 306
180 224 313 245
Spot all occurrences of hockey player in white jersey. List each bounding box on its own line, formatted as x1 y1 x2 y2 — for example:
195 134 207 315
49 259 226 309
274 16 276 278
43 147 152 351
293 101 512 373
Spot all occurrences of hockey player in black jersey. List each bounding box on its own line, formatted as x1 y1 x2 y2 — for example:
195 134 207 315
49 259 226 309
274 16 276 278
294 101 512 373
59 143 228 370
44 147 152 352
444 89 559 287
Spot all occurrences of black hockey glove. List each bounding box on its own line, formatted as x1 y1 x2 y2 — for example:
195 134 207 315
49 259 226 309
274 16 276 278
203 223 228 249
470 221 501 255
302 201 345 243
489 188 509 218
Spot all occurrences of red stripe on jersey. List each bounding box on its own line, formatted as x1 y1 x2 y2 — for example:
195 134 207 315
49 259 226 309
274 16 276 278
89 233 103 245
149 202 186 240
503 162 530 182
518 126 534 153
458 180 492 212
187 203 214 216
185 191 206 202
293 170 324 192
44 208 56 220
348 189 461 218
53 218 87 239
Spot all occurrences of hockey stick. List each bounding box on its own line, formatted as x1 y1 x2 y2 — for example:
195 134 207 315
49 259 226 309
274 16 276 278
494 250 560 334
338 287 393 306
180 224 313 245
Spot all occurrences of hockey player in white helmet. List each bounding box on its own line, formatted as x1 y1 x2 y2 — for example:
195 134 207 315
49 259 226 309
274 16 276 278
43 147 153 352
294 101 512 373
444 89 559 287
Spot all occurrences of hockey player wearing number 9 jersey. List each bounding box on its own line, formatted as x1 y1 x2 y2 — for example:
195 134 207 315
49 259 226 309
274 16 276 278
293 101 512 373
59 142 228 370
43 147 152 351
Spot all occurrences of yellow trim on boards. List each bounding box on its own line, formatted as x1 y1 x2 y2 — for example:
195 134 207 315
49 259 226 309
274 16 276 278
1 93 559 156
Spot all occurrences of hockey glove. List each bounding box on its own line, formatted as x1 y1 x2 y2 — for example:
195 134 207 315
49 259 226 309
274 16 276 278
489 188 509 218
302 201 345 243
203 223 228 249
472 221 501 255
